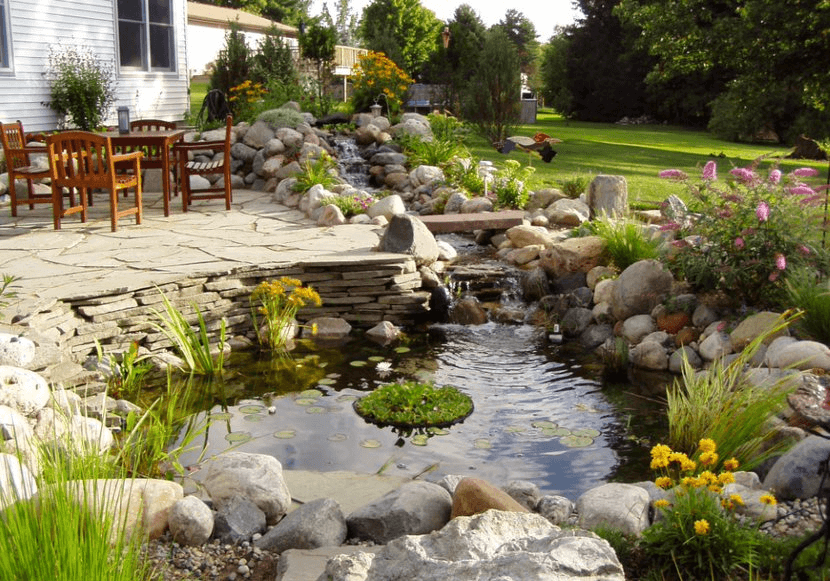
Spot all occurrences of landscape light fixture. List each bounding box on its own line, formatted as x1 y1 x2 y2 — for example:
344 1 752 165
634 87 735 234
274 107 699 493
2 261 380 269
117 106 130 134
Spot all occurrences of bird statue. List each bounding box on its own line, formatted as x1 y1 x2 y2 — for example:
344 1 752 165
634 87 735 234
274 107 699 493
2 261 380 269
499 132 562 163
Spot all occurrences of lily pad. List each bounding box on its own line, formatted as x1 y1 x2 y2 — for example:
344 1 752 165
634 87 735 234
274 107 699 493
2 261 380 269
294 398 317 406
318 378 337 386
572 428 601 438
299 389 323 399
350 360 367 367
368 356 386 362
209 412 233 422
561 435 594 448
328 433 348 442
336 394 359 403
360 439 382 448
243 414 265 422
239 405 265 414
542 427 572 437
505 426 526 433
411 434 429 446
531 420 557 429
273 430 297 439
426 427 449 436
474 438 492 450
394 346 411 354
225 432 252 444
306 406 326 414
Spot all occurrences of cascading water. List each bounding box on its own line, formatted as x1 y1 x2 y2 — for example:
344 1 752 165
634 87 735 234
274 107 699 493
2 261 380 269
331 136 372 189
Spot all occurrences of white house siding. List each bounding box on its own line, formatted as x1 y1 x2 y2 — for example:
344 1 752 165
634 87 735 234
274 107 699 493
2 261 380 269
0 0 189 131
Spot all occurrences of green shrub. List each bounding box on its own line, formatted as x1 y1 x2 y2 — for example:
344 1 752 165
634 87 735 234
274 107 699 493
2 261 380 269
492 159 534 209
251 26 297 87
582 216 664 270
326 192 376 217
558 174 592 198
400 135 469 168
292 152 340 193
427 113 471 143
257 107 305 128
209 20 251 98
785 267 830 343
43 43 116 131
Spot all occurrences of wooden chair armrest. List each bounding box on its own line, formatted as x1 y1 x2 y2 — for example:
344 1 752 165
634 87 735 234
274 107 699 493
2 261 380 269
111 151 144 163
174 140 227 152
7 145 46 157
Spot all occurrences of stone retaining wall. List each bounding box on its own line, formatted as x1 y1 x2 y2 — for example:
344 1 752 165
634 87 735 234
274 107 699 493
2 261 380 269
15 256 429 362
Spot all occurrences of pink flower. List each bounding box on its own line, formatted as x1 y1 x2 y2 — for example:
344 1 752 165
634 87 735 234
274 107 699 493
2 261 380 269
775 253 787 270
659 169 688 180
756 201 770 222
768 169 782 184
734 237 745 249
769 271 780 282
799 245 811 256
788 185 817 197
702 161 717 181
730 167 758 184
792 168 820 178
659 222 681 231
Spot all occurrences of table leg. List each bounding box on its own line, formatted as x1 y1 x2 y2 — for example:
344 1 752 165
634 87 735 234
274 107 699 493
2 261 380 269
161 145 171 217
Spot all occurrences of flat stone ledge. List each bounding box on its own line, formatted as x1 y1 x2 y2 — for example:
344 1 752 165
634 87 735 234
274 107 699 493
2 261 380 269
418 210 525 233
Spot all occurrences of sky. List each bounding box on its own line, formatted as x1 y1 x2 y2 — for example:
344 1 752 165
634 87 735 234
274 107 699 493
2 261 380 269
308 0 583 41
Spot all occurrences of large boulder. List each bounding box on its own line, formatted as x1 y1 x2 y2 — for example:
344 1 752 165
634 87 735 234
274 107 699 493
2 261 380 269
255 497 347 553
321 510 624 581
377 214 440 266
539 236 605 278
763 436 830 499
730 311 788 350
169 495 214 546
347 481 452 544
576 483 650 536
545 198 590 227
611 260 674 320
451 477 530 518
0 333 35 367
587 175 627 218
0 366 50 416
505 225 552 248
201 452 292 525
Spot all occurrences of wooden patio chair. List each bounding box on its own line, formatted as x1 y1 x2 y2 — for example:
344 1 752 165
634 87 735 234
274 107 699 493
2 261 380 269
46 131 143 232
175 115 232 212
122 118 180 197
0 121 52 216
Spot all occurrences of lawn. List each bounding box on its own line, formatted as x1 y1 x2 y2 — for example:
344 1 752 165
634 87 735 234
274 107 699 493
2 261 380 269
465 108 828 207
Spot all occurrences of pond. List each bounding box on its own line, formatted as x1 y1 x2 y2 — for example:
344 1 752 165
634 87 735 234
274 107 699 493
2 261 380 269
172 319 668 500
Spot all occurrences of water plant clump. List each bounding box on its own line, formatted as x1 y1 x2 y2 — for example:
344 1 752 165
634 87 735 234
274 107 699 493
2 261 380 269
354 380 473 429
250 277 322 350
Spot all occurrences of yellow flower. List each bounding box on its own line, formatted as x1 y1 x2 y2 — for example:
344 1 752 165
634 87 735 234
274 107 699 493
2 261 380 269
760 494 777 506
729 493 744 506
723 457 740 471
654 499 671 509
650 457 669 470
669 451 689 465
708 484 723 494
694 519 710 535
699 470 718 485
651 444 672 460
699 451 719 467
680 458 697 472
655 476 673 489
698 438 717 453
718 471 735 485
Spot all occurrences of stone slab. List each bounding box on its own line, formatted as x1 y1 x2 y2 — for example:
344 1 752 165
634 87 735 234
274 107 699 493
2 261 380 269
276 545 382 581
283 469 410 515
417 210 525 233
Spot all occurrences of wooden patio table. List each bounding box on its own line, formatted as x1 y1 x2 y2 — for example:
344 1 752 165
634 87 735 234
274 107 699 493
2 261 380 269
104 128 186 217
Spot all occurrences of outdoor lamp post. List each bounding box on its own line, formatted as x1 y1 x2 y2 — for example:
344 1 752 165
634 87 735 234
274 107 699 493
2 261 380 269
441 26 451 49
117 106 130 134
370 103 383 118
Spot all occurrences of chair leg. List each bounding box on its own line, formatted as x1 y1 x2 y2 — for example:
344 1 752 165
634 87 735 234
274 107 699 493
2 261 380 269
110 187 118 232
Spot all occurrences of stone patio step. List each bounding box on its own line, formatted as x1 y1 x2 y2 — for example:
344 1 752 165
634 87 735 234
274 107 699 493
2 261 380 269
417 210 525 234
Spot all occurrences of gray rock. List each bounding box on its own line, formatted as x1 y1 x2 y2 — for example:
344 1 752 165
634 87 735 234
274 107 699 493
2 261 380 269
409 166 443 188
692 304 719 328
322 510 624 581
0 333 35 367
580 324 614 349
461 197 493 213
256 497 346 553
622 314 656 344
0 366 50 416
506 225 552 248
435 240 457 261
451 297 488 325
0 404 32 441
561 307 593 337
0 452 37 509
611 260 674 320
365 321 401 344
369 152 407 166
443 192 469 214
699 332 733 361
730 311 788 350
230 142 257 163
775 341 830 371
763 436 830 499
377 214 440 266
722 483 777 522
367 194 406 221
244 121 276 150
629 341 668 370
213 495 267 544
347 480 452 544
202 452 292 525
502 480 541 511
520 267 550 302
577 483 650 536
536 495 574 525
169 495 214 546
669 345 702 373
304 317 352 340
276 127 304 149
318 204 347 226
545 198 590 227
587 175 627 218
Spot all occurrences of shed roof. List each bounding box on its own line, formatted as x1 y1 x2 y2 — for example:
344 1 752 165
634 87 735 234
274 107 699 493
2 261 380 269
187 1 297 36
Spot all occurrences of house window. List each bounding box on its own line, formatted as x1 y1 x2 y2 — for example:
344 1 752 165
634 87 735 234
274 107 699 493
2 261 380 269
0 0 10 70
117 0 174 71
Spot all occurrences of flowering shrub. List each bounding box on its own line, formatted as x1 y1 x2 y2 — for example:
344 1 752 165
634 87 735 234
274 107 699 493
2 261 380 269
326 193 375 218
351 52 413 117
250 278 322 350
228 80 266 123
492 160 534 209
661 160 828 305
642 439 775 578
44 43 116 131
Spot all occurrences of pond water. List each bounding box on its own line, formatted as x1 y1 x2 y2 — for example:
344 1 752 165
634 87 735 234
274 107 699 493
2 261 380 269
172 320 667 500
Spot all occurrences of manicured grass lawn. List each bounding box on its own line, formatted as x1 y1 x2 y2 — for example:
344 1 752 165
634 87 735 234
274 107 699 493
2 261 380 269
465 108 827 207
189 80 209 119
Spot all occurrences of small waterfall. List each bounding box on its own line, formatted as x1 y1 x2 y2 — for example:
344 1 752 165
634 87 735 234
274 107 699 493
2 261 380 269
332 136 372 189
